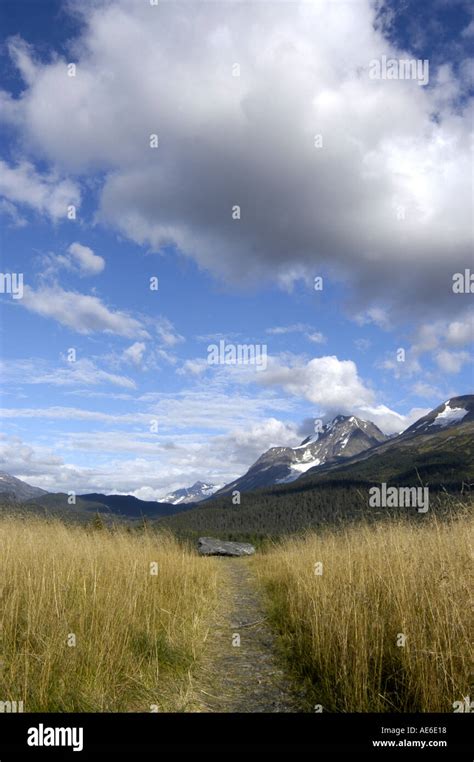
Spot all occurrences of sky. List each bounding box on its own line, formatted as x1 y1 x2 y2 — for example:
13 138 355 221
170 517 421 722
0 0 472 499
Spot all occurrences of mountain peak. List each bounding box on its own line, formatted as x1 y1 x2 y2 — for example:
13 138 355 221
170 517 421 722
214 413 387 496
160 480 223 505
299 413 377 446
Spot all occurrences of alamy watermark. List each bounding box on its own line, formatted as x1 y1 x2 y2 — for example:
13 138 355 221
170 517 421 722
453 696 473 713
452 269 473 294
0 272 23 299
207 339 267 371
0 699 24 712
27 724 83 752
369 55 429 86
369 483 429 513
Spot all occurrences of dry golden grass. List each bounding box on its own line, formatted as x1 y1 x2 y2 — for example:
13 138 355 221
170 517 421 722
0 516 218 712
255 513 473 712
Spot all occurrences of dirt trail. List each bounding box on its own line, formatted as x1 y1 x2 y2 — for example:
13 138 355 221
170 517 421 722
194 557 304 712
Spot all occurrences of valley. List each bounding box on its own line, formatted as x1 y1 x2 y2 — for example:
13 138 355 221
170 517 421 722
0 394 471 714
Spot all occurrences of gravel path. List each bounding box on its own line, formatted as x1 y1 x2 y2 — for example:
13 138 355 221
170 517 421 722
194 557 304 712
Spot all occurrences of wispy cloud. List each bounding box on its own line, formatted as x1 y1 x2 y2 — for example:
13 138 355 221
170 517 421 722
0 358 136 390
0 159 80 221
266 324 326 343
21 285 149 338
154 316 184 347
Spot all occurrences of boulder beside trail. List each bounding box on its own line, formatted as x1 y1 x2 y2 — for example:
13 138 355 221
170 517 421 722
197 537 256 557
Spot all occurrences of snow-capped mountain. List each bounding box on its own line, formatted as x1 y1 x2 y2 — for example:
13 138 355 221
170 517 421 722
213 415 387 496
161 480 223 505
298 395 474 481
402 395 474 437
292 394 474 486
0 471 48 501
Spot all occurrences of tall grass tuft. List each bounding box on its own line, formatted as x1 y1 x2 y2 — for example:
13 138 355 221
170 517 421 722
0 516 218 712
255 513 472 712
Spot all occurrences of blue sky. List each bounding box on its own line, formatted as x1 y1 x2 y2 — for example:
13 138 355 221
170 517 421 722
0 0 472 498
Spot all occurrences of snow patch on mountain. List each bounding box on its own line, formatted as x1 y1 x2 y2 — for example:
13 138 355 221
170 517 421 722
276 457 322 484
403 396 474 437
430 404 468 427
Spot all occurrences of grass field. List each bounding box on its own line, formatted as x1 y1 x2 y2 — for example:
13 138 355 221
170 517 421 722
0 509 471 713
0 517 218 712
255 511 473 712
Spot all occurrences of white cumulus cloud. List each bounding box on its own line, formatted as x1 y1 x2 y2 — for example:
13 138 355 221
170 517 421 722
0 0 470 323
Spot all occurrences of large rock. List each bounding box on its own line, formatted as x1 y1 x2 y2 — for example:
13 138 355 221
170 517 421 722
197 537 255 557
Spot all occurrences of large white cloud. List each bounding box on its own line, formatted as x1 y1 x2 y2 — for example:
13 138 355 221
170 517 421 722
0 0 471 321
260 354 375 410
257 353 428 433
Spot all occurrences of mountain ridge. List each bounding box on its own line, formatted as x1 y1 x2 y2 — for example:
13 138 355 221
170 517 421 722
78 493 189 518
0 471 48 501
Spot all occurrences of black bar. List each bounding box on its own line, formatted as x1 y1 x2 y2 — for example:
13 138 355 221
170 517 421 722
0 713 471 758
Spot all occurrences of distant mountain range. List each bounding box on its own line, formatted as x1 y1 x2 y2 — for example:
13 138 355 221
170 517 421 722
160 480 223 505
159 395 474 538
0 481 188 522
0 396 472 525
78 493 186 518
